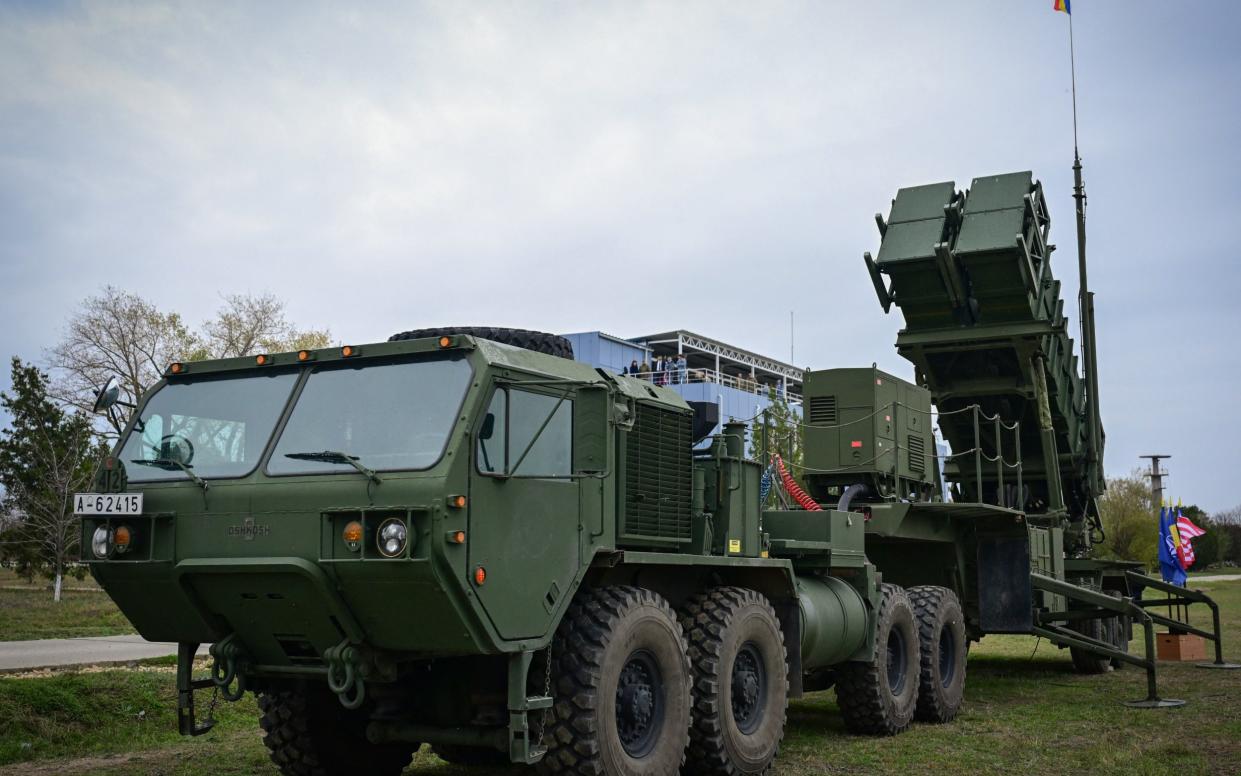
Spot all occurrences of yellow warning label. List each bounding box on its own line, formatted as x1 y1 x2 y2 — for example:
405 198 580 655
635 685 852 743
729 539 741 554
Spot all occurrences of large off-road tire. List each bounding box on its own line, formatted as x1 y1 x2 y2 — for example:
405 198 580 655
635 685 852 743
907 586 967 723
1069 615 1113 675
834 583 920 736
388 326 574 360
538 586 691 776
258 688 416 776
680 587 788 776
432 743 509 765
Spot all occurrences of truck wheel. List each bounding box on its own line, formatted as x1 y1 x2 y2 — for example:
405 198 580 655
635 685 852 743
258 688 415 776
834 583 920 736
539 586 691 776
907 586 967 723
388 326 574 359
1069 616 1113 675
681 587 788 776
432 743 508 765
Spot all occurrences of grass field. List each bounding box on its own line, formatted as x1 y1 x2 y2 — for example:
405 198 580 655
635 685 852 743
0 568 133 642
1 580 1238 775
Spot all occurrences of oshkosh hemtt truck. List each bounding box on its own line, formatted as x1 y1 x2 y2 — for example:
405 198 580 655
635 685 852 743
80 173 1231 776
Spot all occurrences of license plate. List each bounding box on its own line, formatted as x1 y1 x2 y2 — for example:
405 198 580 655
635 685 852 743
74 493 144 516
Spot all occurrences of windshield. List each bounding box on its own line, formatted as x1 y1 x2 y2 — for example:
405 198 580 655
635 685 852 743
268 355 472 475
120 372 299 482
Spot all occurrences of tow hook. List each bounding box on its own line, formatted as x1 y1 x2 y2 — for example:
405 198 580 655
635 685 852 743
209 634 249 701
324 639 396 710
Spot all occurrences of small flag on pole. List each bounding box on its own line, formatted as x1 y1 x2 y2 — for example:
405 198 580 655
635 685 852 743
1053 0 1071 13
1158 503 1187 585
1175 506 1206 570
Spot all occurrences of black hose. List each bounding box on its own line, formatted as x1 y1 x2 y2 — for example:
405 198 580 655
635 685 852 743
838 483 871 512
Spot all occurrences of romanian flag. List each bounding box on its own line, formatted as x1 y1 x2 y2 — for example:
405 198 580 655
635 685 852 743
1053 0 1071 13
1158 504 1187 585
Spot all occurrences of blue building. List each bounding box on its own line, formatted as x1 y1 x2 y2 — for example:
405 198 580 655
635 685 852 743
560 329 802 447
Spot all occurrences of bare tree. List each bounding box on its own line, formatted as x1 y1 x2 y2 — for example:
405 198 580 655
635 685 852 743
199 292 331 359
46 288 331 437
46 286 196 436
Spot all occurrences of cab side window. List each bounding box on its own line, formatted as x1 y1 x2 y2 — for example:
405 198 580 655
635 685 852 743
476 388 572 477
477 390 507 474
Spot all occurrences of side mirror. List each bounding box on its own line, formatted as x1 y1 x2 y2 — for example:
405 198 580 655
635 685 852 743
479 413 496 441
91 376 121 414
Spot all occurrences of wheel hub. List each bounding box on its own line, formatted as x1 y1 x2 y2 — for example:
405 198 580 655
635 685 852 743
938 624 957 686
887 628 907 694
731 642 767 734
616 651 663 757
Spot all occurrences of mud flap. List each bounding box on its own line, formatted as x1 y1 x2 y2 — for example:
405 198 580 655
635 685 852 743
976 536 1033 633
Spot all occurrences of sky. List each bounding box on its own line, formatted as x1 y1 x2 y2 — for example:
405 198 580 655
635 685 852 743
1 1 1238 512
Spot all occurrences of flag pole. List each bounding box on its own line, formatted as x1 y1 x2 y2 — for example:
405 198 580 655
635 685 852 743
1069 11 1079 154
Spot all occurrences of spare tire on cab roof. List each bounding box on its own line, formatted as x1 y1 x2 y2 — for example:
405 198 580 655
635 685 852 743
388 327 574 360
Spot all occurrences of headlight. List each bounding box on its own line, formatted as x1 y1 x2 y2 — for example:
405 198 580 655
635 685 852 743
377 518 408 558
91 525 112 559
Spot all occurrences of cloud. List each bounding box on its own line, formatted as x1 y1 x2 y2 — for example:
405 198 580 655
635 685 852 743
2 0 1239 510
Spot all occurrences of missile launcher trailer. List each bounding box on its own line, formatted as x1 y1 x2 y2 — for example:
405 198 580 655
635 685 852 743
79 174 1234 776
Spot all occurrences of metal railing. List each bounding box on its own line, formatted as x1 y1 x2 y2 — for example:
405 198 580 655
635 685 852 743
624 367 802 404
937 404 1023 508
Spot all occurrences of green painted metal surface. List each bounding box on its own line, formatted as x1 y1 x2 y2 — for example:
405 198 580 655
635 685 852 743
868 171 1104 541
800 366 937 503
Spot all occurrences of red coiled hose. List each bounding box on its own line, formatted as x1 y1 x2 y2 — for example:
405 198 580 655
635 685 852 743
775 455 822 511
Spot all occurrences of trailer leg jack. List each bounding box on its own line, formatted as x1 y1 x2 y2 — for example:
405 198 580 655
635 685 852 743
1122 571 1241 671
1031 573 1185 708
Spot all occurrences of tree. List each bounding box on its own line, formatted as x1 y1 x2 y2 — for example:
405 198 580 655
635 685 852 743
1217 505 1241 526
48 288 331 436
1097 470 1159 568
0 358 102 600
194 292 331 360
748 388 805 507
47 286 196 436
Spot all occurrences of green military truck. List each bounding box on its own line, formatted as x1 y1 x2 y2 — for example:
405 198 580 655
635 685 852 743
79 172 1231 776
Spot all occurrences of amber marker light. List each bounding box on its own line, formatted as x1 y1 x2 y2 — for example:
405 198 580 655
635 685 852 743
447 494 467 509
341 345 356 357
342 520 363 552
297 350 312 362
438 336 452 348
256 354 269 366
451 530 466 544
474 566 487 585
113 525 132 553
169 362 184 375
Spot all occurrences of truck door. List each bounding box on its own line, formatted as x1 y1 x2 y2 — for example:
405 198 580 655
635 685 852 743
469 385 580 640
